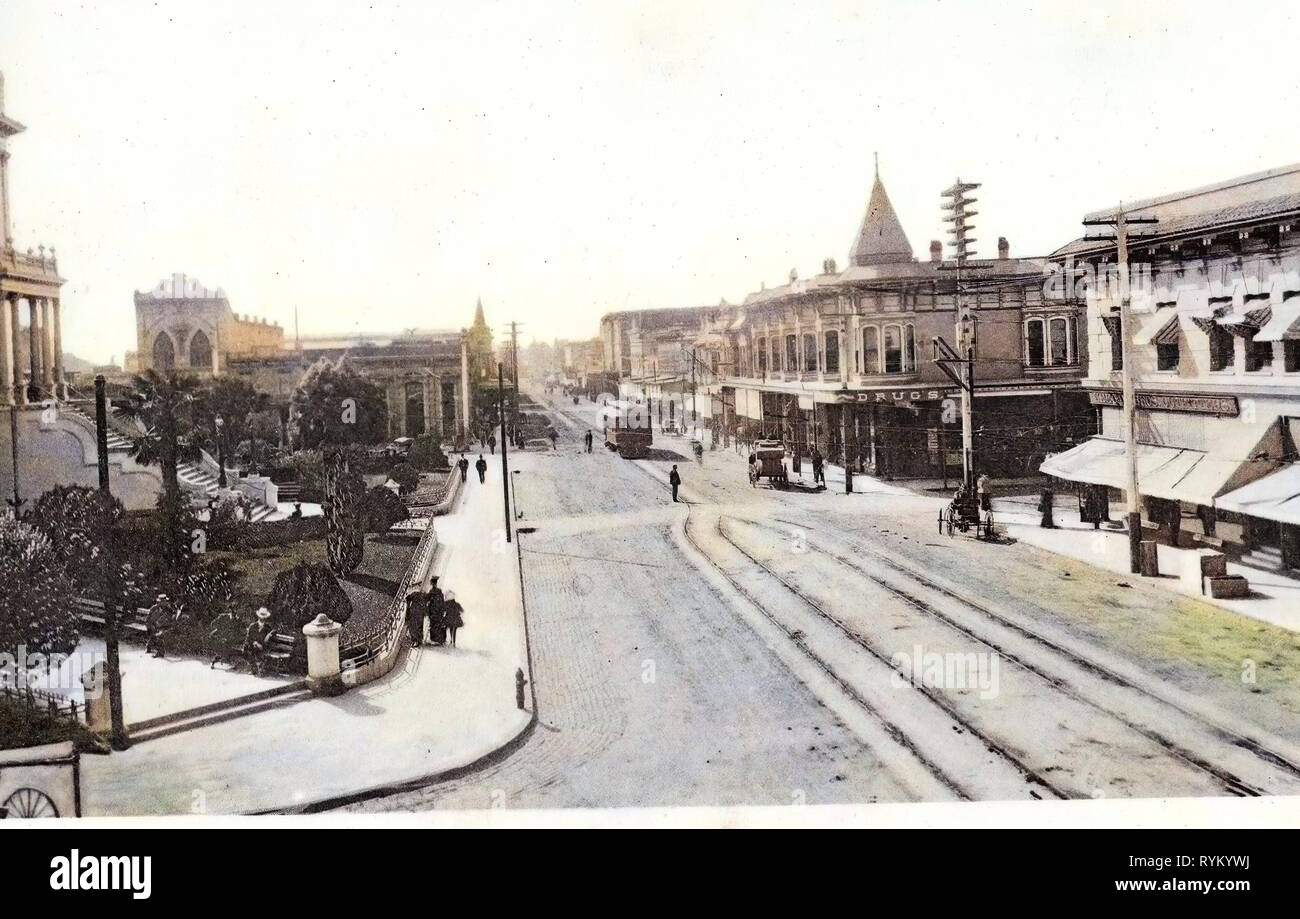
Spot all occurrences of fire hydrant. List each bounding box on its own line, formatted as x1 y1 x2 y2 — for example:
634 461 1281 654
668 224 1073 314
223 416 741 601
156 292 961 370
515 667 528 710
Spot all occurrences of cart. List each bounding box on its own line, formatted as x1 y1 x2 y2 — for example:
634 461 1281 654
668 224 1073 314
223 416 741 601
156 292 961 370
939 487 995 540
751 440 789 486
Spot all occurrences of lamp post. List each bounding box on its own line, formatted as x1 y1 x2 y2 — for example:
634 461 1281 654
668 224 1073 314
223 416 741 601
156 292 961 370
214 414 227 488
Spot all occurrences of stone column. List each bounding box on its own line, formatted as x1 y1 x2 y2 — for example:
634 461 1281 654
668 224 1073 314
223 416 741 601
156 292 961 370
27 296 42 400
0 292 13 407
8 295 22 405
41 298 55 392
52 297 66 399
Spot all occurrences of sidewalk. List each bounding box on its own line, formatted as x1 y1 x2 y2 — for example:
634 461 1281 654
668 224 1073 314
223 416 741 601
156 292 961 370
79 454 533 816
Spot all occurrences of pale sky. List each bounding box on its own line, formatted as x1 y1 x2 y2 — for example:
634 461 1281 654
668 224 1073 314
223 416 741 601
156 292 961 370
2 0 1298 365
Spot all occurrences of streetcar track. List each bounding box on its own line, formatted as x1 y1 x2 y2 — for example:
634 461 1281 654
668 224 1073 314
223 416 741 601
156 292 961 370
728 514 1287 797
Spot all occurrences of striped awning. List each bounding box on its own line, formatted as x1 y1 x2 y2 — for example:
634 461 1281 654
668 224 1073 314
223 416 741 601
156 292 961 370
1219 305 1272 338
1189 304 1233 334
1256 299 1300 341
1133 309 1180 346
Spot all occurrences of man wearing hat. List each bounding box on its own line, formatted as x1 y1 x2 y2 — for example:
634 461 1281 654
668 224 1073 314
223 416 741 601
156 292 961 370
426 577 447 646
404 585 427 648
243 607 273 675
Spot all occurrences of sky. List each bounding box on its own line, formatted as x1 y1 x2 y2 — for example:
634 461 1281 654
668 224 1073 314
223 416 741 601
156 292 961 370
2 0 1299 365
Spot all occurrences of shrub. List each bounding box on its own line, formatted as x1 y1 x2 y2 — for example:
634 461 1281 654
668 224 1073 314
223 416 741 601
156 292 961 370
408 434 449 472
388 461 420 495
324 451 365 576
265 562 353 630
363 485 409 533
205 495 254 551
0 517 79 659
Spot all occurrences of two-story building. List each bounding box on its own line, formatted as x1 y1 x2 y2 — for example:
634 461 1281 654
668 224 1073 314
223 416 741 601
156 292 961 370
714 169 1092 478
1042 163 1300 570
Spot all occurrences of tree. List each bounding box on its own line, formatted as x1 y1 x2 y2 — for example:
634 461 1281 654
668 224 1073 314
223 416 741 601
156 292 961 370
116 370 203 573
27 486 124 597
407 433 448 471
292 358 388 450
323 450 365 576
388 461 420 495
0 517 79 660
194 376 270 471
265 562 353 630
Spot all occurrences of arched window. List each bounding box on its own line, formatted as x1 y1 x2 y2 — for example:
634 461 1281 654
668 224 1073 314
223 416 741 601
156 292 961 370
771 337 781 372
824 330 839 373
1025 318 1046 367
883 324 903 373
785 334 797 371
153 332 175 371
189 330 213 371
1048 317 1069 365
863 326 879 374
803 333 818 372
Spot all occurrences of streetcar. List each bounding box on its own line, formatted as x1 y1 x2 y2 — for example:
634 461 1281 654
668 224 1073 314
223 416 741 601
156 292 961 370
602 399 653 458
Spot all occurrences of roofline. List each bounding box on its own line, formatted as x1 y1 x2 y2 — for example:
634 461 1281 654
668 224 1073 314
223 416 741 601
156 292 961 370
1082 162 1300 222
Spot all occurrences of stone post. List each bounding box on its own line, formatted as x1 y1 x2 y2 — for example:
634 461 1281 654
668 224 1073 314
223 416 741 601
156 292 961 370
302 614 344 695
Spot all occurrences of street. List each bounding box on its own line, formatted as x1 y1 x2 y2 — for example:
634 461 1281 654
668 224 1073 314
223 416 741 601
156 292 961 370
348 394 1300 812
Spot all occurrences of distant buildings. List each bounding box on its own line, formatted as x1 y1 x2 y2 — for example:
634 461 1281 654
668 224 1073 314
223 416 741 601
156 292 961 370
1044 163 1300 569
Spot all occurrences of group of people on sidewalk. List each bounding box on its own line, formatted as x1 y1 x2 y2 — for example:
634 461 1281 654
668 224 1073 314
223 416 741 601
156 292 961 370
404 576 466 649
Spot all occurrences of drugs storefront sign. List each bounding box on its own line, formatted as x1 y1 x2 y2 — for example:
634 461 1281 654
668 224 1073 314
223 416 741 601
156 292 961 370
835 388 951 407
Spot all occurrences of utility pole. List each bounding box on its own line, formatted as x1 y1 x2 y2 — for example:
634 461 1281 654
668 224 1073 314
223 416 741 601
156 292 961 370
498 362 512 543
690 346 697 429
941 178 981 490
1083 205 1158 573
509 322 521 435
94 375 128 750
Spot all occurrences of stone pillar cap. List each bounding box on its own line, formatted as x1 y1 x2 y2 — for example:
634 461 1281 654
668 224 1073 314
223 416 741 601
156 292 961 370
302 613 342 638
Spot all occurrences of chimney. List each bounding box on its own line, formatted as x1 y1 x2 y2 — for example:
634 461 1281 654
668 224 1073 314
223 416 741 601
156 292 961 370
822 257 837 275
929 240 942 263
998 236 1010 259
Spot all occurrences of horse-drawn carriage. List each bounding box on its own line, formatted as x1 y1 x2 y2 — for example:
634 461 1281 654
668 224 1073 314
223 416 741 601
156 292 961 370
939 485 995 540
749 440 789 486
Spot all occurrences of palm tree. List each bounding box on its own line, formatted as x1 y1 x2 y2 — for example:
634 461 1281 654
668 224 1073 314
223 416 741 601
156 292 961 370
116 369 203 497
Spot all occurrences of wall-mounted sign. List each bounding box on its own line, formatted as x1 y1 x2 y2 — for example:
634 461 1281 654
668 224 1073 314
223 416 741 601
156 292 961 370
836 388 952 405
1088 389 1239 416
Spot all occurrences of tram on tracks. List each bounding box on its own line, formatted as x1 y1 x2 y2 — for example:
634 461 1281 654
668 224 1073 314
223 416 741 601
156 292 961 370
601 399 653 458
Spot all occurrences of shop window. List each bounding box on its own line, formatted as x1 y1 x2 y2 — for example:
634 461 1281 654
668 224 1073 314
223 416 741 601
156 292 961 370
824 330 839 373
1156 341 1180 371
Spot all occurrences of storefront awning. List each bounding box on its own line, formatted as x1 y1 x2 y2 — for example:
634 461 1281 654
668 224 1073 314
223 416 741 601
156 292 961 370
1217 464 1300 526
1040 437 1243 505
1219 304 1272 337
1256 299 1300 342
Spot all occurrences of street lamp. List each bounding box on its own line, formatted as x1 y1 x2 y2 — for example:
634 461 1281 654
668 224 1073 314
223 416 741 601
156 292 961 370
214 414 227 488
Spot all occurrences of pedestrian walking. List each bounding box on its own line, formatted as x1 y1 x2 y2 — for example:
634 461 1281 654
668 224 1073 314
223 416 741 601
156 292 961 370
549 428 558 449
443 591 465 647
977 473 993 512
669 464 681 502
812 448 825 487
404 586 427 647
585 430 593 453
488 433 496 455
427 577 447 645
458 455 469 482
475 454 488 483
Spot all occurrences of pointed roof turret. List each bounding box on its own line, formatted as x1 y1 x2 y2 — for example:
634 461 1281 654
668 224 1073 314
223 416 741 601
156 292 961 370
473 297 486 326
850 161 914 267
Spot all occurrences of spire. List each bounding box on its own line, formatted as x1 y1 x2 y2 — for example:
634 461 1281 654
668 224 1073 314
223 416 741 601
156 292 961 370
850 165 914 268
473 297 486 327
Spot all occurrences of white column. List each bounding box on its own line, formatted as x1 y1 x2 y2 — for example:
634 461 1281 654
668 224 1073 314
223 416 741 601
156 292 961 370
8 295 23 405
0 292 13 406
41 297 55 391
26 296 41 400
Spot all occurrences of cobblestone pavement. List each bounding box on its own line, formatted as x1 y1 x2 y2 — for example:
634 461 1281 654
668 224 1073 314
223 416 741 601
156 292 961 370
346 443 910 811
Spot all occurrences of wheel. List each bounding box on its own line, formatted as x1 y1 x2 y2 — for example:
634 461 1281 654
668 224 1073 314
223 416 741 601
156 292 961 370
945 506 956 538
2 787 59 818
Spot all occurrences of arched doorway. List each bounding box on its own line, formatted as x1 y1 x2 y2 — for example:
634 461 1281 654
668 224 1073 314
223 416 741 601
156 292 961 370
189 330 212 371
152 332 175 371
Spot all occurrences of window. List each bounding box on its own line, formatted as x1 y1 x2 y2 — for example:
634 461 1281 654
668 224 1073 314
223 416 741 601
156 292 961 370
1209 326 1235 372
152 332 175 371
883 324 903 373
189 330 212 370
1287 341 1300 373
785 335 797 371
757 337 767 374
1025 318 1046 367
771 337 781 372
824 330 839 373
863 326 879 374
1049 318 1069 365
1246 335 1274 373
1157 341 1180 371
803 333 818 372
905 325 917 372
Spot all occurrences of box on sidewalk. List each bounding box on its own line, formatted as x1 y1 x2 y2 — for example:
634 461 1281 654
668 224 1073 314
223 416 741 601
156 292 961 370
1207 574 1250 599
